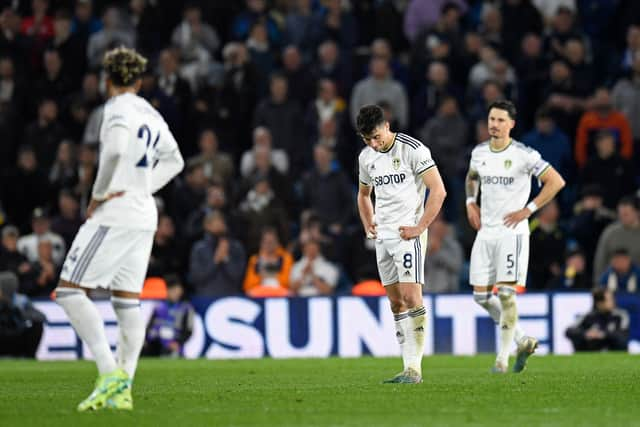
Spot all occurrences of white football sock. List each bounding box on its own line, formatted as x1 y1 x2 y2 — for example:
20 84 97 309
496 288 518 367
111 296 145 379
407 306 426 375
474 291 525 344
393 311 410 370
56 288 117 375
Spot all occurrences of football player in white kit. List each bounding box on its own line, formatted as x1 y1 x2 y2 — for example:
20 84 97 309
55 47 184 410
356 105 446 383
465 100 565 373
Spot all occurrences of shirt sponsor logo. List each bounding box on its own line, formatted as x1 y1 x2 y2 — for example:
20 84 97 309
481 176 515 185
374 173 407 186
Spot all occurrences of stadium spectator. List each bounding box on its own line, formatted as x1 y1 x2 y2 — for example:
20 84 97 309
312 0 356 51
188 129 234 190
87 6 135 68
172 160 207 225
3 147 49 232
17 207 65 267
543 59 586 135
239 143 292 211
567 185 616 278
142 274 194 357
240 126 289 178
188 211 246 297
612 52 640 145
50 189 82 248
48 8 86 84
575 87 633 169
289 239 339 297
562 37 595 96
128 0 162 58
552 247 591 290
21 0 53 41
499 0 543 62
599 249 640 294
350 57 408 130
246 20 276 97
156 48 192 141
284 0 319 61
594 196 640 281
403 0 467 43
71 0 102 38
411 61 462 131
304 78 346 142
0 271 45 358
48 141 78 196
565 288 629 351
232 0 281 46
148 214 185 279
21 237 57 297
368 38 410 90
424 216 463 293
543 6 589 62
310 39 351 97
419 96 467 221
529 200 566 289
0 7 31 70
237 175 289 254
580 131 635 209
515 33 549 128
619 25 640 72
532 0 576 26
289 213 338 262
184 182 239 242
74 144 97 211
522 107 573 184
23 98 66 171
253 73 304 173
242 227 293 295
0 226 36 288
281 45 314 108
314 116 354 178
299 143 354 236
171 3 220 91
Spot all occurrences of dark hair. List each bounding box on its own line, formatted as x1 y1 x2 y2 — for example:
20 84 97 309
612 248 630 257
488 100 517 120
164 274 183 288
535 106 553 121
618 195 639 210
592 288 607 308
356 104 385 135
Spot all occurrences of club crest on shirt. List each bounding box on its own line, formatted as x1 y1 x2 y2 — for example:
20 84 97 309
392 158 401 170
504 159 512 170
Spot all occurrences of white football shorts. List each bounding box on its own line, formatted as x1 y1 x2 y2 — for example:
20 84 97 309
60 222 154 293
469 234 529 286
375 231 428 286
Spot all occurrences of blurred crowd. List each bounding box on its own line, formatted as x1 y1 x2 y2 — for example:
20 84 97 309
0 0 639 302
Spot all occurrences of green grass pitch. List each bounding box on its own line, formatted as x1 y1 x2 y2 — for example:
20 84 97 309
1 354 639 427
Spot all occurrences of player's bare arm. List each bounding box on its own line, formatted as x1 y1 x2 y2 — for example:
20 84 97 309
503 167 566 228
357 183 377 239
399 167 446 240
465 168 481 230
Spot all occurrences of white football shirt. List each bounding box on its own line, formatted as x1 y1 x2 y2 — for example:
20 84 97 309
469 139 550 238
88 92 181 231
359 132 436 239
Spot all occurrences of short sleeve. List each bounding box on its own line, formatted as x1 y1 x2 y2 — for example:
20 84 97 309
358 156 372 186
103 112 129 132
523 147 550 178
410 144 436 176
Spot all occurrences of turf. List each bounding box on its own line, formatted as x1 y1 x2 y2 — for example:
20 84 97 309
1 354 639 427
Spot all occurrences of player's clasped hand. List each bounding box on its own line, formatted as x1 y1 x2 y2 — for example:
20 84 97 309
398 225 423 240
503 208 531 228
365 223 377 239
86 191 126 218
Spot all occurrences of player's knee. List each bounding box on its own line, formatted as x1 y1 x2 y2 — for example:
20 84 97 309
497 286 517 326
473 291 491 307
388 295 406 313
